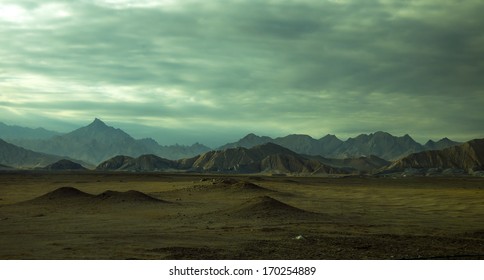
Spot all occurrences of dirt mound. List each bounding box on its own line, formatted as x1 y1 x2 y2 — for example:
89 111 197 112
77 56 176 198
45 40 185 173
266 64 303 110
95 190 168 204
20 187 168 207
188 180 274 193
228 196 317 219
207 178 239 184
230 182 272 192
30 186 94 203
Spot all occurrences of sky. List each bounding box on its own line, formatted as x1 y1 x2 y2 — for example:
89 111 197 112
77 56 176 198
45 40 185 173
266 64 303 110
0 0 483 147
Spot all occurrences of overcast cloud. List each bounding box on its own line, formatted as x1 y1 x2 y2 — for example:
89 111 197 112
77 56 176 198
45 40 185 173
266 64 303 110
1 0 483 146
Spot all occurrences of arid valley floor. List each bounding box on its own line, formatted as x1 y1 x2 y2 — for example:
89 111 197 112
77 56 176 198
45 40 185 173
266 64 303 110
0 172 483 259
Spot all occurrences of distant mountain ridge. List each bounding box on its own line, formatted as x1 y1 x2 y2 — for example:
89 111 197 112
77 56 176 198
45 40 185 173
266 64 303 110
423 138 461 151
0 122 61 140
12 118 153 164
7 118 211 164
331 131 422 160
0 138 82 168
219 131 461 161
3 127 482 176
1 119 472 172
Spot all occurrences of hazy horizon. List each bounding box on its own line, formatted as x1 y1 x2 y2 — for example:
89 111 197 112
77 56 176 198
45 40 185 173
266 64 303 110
1 0 483 147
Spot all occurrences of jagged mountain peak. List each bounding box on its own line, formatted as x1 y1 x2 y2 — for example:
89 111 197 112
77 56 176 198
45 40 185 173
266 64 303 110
437 137 455 144
68 119 131 138
242 133 259 139
92 117 105 125
373 131 392 136
333 131 422 160
424 137 461 151
85 118 114 131
320 134 340 140
218 133 272 150
83 118 107 129
241 133 272 141
353 131 398 139
283 134 313 139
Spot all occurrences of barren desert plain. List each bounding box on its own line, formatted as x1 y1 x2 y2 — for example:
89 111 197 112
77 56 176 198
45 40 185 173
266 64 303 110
0 171 483 259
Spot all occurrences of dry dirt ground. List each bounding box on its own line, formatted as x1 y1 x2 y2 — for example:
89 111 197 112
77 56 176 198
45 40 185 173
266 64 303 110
0 171 483 259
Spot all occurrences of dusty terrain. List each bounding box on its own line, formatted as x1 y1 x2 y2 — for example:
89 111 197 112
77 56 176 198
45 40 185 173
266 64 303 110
0 171 483 259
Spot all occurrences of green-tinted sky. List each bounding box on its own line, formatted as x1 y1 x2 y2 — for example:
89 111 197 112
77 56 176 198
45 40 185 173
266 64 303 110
1 0 483 146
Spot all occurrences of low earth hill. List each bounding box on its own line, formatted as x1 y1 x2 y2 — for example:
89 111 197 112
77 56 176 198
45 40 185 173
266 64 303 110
43 159 87 171
96 154 176 172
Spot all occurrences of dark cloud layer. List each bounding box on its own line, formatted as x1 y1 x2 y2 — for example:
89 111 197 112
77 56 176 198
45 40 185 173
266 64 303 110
1 0 483 146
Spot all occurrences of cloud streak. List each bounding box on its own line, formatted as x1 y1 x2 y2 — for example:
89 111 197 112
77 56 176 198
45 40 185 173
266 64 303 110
1 0 483 145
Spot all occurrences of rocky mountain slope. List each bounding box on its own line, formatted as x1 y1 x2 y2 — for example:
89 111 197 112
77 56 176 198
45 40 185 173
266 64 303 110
384 138 484 174
96 154 176 172
98 143 350 175
0 138 67 168
199 143 351 174
306 155 390 173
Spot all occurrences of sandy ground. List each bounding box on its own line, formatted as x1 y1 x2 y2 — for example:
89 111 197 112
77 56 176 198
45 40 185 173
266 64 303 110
0 171 483 259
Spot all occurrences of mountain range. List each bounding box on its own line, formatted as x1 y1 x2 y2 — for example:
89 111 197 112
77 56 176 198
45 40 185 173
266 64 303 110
219 131 461 160
179 142 347 174
1 118 482 176
304 155 390 173
94 138 484 175
97 142 349 175
6 118 210 164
